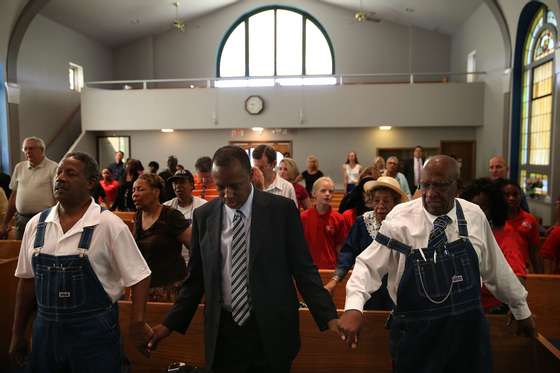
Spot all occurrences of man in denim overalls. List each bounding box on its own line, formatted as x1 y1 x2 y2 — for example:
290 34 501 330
9 152 153 373
339 155 536 373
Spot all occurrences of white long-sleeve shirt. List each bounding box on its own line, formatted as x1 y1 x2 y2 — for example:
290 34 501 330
345 198 531 320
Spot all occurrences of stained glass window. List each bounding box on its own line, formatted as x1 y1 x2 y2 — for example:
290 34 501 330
534 29 555 60
519 6 556 198
218 7 334 79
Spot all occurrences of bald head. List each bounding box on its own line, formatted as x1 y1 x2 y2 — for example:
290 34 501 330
421 155 459 215
488 156 508 180
423 155 460 181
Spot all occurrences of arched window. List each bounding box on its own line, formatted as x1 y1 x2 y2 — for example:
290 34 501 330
518 6 556 198
217 6 334 80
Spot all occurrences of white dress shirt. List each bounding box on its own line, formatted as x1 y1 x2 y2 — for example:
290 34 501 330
15 199 151 302
345 198 531 320
264 173 298 207
220 186 253 310
414 157 422 187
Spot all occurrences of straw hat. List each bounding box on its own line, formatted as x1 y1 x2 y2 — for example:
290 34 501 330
363 176 409 203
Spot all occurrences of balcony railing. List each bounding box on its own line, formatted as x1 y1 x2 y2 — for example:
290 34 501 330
86 72 486 90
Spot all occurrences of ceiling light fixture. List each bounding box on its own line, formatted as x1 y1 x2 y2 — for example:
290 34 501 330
379 126 392 131
354 0 381 23
251 127 264 133
172 2 185 32
161 128 174 133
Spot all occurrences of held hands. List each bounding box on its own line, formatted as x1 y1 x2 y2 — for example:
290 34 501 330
146 324 172 353
338 310 363 349
129 321 154 358
324 279 337 295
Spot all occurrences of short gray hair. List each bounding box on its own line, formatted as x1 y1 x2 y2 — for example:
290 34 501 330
22 137 46 151
64 152 100 183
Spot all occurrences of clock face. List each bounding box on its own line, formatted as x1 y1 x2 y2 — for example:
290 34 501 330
245 95 264 115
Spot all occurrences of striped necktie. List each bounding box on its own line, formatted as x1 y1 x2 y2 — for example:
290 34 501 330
428 215 452 251
231 209 250 325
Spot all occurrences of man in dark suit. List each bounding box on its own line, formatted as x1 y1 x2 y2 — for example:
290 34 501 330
147 145 339 372
403 145 425 194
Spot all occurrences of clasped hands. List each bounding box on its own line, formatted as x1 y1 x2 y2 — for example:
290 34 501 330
329 310 364 349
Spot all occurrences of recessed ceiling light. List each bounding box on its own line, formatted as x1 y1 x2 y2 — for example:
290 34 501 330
161 128 174 133
379 126 392 131
251 127 264 133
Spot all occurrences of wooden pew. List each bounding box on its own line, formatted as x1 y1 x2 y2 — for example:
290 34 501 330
0 256 20 365
526 274 560 340
0 240 21 259
113 211 136 222
118 301 559 373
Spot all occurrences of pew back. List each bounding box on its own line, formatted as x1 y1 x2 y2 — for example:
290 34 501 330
0 257 19 365
118 302 559 373
526 274 560 340
0 240 20 260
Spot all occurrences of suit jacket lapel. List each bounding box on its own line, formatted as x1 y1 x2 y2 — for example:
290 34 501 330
249 190 266 271
205 200 223 270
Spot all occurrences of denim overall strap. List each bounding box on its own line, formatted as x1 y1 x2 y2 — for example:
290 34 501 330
33 208 52 250
375 233 412 256
389 200 490 373
455 200 469 238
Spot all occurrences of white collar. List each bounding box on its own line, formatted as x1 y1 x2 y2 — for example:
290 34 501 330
44 198 102 237
265 173 283 191
27 157 47 169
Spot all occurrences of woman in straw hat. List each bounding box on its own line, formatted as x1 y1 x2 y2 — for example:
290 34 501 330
325 176 408 309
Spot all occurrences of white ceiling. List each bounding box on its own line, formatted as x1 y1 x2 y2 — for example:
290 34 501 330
40 0 240 47
39 0 484 48
323 0 484 34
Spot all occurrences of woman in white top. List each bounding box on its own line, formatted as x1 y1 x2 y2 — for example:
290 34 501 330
343 151 362 194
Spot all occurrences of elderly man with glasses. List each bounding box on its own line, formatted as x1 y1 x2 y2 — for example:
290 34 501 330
1 137 58 239
339 155 536 373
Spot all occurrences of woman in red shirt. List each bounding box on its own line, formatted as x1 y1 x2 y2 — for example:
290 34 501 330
461 178 527 313
498 179 542 273
99 168 119 207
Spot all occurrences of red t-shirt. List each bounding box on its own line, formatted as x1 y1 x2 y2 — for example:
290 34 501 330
541 225 560 273
292 182 309 210
506 210 540 265
300 207 348 269
99 179 119 206
481 225 527 310
342 208 357 230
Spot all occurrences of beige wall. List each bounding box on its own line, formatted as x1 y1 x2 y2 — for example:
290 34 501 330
82 82 484 131
74 126 476 188
112 0 451 80
17 14 113 161
451 2 508 177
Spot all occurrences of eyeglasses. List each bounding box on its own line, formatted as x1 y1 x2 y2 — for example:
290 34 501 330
22 146 41 151
420 181 455 192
